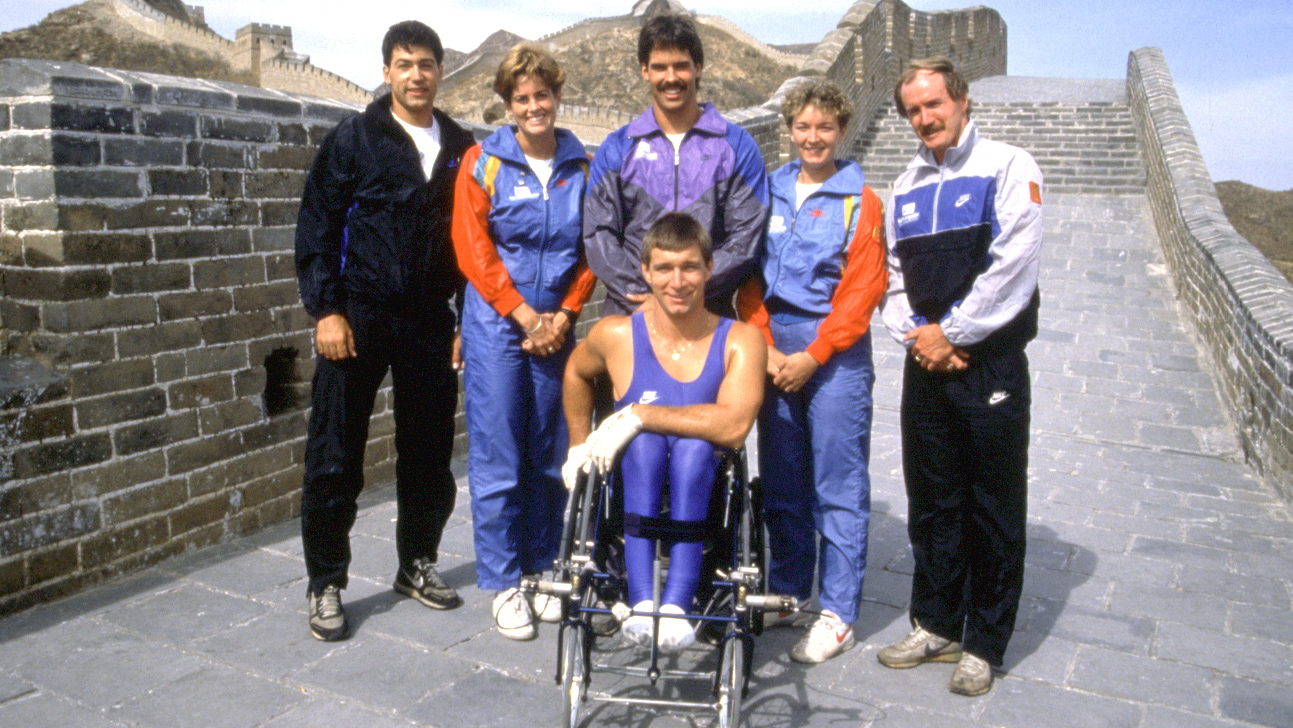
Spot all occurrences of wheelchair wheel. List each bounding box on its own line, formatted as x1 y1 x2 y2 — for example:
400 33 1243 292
718 632 744 728
560 623 587 728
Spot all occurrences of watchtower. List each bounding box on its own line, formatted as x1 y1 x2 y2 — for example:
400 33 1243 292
234 23 294 79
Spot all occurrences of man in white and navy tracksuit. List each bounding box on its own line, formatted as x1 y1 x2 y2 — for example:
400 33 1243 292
878 57 1043 697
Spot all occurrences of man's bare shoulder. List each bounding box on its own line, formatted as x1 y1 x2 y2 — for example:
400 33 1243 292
725 320 769 363
587 314 633 346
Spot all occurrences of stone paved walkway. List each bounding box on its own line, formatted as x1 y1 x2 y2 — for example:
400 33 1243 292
1 193 1291 727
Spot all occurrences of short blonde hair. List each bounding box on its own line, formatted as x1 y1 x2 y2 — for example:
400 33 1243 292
781 79 852 130
493 43 564 102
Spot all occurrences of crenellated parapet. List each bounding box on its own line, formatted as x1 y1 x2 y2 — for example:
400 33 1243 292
106 0 372 106
772 0 1006 164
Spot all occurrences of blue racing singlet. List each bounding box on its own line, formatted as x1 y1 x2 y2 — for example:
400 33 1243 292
616 312 733 411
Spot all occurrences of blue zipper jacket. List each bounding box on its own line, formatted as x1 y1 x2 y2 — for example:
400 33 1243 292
453 126 594 316
742 159 887 365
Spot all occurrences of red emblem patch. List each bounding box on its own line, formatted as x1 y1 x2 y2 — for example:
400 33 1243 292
1029 181 1042 205
810 209 823 217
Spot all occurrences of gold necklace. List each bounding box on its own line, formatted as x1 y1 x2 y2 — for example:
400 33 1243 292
648 309 702 361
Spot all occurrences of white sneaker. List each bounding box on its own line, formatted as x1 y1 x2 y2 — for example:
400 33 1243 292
525 573 562 623
790 610 855 664
622 600 655 647
762 598 810 630
657 604 695 653
494 588 536 641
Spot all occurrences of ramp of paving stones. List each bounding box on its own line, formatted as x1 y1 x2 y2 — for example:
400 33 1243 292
2 77 1291 728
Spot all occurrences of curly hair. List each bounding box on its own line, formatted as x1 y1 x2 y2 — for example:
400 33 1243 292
781 79 853 130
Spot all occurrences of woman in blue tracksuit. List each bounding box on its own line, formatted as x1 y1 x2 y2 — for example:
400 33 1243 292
738 80 888 664
452 44 595 641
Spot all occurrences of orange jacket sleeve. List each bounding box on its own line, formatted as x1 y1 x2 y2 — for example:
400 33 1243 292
452 145 525 318
804 186 889 365
560 259 598 314
736 276 775 346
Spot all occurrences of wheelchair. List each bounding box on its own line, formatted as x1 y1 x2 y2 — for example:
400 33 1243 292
524 448 797 728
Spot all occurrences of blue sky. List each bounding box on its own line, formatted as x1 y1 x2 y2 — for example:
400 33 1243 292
5 0 1289 189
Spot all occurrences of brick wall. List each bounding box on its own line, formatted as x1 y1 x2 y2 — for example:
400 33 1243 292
0 59 374 612
853 98 1145 196
1127 48 1293 500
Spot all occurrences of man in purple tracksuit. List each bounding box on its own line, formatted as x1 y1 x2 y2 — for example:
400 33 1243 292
584 14 769 318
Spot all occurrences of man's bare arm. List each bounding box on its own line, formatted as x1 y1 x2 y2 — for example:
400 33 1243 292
562 320 614 446
632 321 767 449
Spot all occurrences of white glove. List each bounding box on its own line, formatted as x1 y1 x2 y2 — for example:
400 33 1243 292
562 443 591 491
585 406 643 472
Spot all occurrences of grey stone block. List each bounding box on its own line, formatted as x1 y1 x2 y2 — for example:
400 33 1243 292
978 680 1143 728
8 617 207 707
1157 622 1293 685
0 134 53 166
294 635 478 710
262 700 421 728
1070 645 1213 712
0 59 127 100
155 85 235 110
52 169 143 198
103 137 185 165
1179 566 1290 608
0 690 128 727
115 663 306 728
1142 705 1255 728
149 168 207 196
1023 601 1154 655
408 662 560 728
102 582 270 645
1218 676 1293 727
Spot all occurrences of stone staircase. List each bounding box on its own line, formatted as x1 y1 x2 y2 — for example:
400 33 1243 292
852 90 1146 197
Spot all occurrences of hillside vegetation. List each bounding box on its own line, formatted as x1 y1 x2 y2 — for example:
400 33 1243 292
0 0 255 86
437 22 798 124
1215 181 1293 284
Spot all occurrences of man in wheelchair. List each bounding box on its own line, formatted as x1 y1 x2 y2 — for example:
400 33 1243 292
562 213 767 653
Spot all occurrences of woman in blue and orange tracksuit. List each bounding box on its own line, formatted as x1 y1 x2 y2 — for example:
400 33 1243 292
452 45 595 641
738 80 888 664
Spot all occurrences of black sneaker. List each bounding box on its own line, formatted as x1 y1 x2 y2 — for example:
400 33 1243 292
393 557 462 610
308 584 349 641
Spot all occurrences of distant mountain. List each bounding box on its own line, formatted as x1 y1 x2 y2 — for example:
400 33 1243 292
1215 181 1293 284
442 30 526 75
435 17 798 129
0 0 253 84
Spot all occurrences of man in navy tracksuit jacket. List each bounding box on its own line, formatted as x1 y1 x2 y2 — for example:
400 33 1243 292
294 21 475 641
879 58 1043 696
583 14 768 318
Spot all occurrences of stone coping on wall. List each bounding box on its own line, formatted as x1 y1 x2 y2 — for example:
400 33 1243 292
1127 47 1293 499
970 76 1126 104
0 58 363 122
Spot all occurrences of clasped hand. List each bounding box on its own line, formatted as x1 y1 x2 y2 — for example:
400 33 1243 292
904 323 970 373
520 312 569 356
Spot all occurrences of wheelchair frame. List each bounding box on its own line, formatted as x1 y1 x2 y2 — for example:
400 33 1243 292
526 449 796 728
